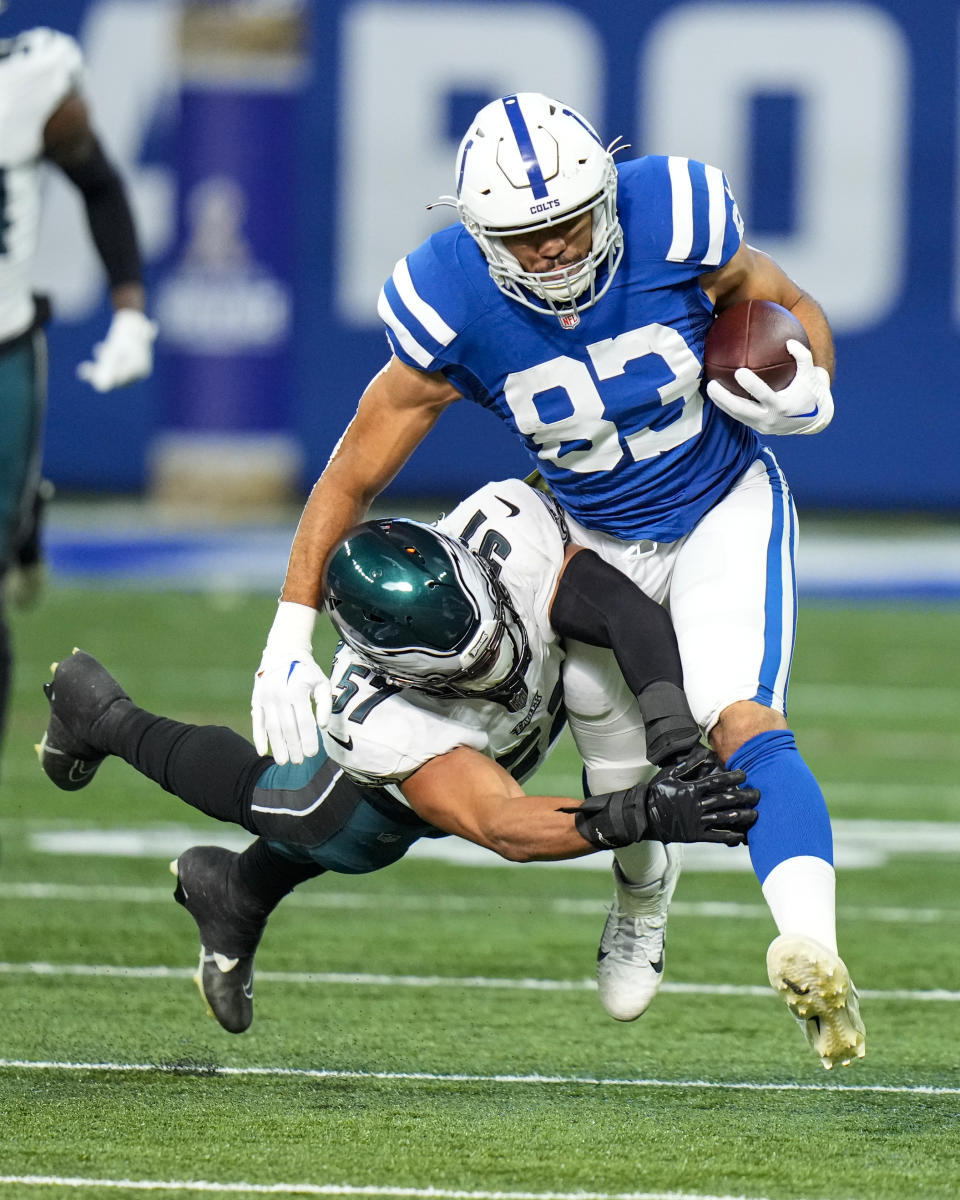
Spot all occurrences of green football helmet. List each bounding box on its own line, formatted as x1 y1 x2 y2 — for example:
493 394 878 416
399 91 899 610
322 518 530 710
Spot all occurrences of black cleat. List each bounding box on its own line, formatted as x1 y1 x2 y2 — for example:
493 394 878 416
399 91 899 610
171 846 269 1034
36 649 131 791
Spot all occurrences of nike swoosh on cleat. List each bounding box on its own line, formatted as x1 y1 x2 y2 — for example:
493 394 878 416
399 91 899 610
67 759 98 782
328 732 353 751
649 954 664 974
242 977 254 1000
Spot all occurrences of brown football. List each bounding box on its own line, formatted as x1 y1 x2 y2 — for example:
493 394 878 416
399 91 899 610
703 300 810 399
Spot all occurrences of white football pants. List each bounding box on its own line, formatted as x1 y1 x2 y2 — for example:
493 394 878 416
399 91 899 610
562 447 798 795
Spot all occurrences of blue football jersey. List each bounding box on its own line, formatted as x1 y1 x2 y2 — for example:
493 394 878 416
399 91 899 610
378 156 762 543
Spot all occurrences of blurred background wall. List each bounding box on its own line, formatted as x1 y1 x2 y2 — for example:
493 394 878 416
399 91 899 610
13 0 960 512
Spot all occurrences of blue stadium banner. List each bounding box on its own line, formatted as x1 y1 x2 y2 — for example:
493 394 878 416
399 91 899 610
17 0 960 509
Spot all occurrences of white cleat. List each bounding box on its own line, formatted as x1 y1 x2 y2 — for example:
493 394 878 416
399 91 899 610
596 846 682 1021
767 934 866 1070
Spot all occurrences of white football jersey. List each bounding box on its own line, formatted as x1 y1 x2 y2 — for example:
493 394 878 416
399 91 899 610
322 478 571 803
0 28 83 340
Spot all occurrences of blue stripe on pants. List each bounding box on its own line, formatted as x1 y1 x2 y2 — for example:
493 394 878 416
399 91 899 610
753 448 797 713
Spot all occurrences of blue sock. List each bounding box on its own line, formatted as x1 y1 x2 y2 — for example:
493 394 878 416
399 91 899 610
727 728 833 885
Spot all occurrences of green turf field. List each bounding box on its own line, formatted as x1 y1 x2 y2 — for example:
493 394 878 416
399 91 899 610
1 589 959 1200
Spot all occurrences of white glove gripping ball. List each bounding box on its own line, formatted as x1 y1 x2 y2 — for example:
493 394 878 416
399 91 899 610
706 339 834 436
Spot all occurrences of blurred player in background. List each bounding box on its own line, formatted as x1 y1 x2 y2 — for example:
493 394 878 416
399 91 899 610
0 23 156 760
38 476 758 1034
251 93 863 1069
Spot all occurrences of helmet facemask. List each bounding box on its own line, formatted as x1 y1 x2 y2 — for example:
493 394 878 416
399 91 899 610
438 580 531 712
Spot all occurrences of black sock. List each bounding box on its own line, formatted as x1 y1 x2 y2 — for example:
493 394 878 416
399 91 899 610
107 706 270 833
235 838 326 912
103 708 328 908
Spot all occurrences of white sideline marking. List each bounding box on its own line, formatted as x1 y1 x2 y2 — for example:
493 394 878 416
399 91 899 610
0 1059 958 1097
0 1176 804 1200
2 881 957 925
0 961 957 1002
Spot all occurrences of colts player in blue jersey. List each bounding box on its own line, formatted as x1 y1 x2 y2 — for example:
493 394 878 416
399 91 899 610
252 93 864 1069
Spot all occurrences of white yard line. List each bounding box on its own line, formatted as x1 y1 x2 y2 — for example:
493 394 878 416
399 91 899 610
0 881 958 925
0 1059 958 1098
0 961 956 1002
0 1175 821 1200
10 816 960 872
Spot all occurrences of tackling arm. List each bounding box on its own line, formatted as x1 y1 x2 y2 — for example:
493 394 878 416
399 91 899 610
401 744 758 862
401 746 596 861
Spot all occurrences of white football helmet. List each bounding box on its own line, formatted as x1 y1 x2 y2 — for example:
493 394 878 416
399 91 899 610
452 93 624 324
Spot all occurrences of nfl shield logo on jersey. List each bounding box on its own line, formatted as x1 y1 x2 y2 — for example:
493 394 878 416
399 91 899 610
559 311 580 330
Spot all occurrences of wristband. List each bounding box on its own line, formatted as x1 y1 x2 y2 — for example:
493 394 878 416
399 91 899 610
267 600 317 648
562 784 648 849
637 680 702 765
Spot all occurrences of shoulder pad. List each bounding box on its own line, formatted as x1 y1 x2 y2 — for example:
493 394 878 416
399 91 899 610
378 225 490 371
0 28 83 151
620 155 743 272
9 27 82 83
439 477 568 596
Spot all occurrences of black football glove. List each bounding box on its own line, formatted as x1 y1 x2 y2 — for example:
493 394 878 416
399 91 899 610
566 744 759 850
643 745 759 847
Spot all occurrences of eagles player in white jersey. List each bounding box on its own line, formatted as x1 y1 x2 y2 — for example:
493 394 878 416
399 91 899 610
0 24 155 758
37 477 758 1035
251 94 863 1069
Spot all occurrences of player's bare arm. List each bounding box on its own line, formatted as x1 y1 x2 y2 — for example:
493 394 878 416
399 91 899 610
701 242 835 378
701 242 836 440
282 357 461 610
401 746 594 861
401 743 757 862
253 359 460 763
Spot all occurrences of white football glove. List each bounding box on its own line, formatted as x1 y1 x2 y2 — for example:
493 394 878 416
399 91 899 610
77 308 158 392
706 339 834 436
251 601 332 766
